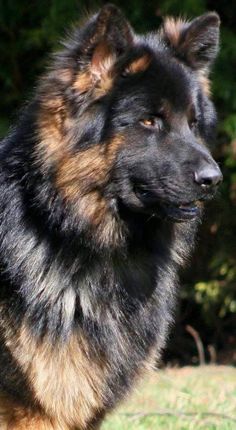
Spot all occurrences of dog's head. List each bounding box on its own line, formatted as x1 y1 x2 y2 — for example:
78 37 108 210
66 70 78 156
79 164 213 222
37 5 222 236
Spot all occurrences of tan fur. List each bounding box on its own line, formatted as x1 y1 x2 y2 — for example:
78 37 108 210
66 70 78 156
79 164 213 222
1 409 56 430
37 97 67 162
58 69 73 84
5 324 107 430
162 18 212 96
55 140 116 204
37 90 126 246
48 68 73 86
72 71 93 95
55 135 125 246
0 394 55 430
56 145 109 227
197 72 211 96
56 146 107 194
92 49 116 98
37 73 119 164
163 17 187 47
94 72 114 98
72 41 116 99
72 66 114 98
144 346 159 372
125 54 151 75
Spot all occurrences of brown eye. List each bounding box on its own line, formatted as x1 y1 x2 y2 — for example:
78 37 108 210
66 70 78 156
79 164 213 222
140 116 163 130
142 118 155 127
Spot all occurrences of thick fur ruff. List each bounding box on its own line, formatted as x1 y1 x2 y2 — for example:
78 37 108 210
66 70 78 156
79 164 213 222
0 4 221 429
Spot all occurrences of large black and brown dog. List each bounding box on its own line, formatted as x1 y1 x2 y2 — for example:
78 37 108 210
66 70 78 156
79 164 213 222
0 4 222 429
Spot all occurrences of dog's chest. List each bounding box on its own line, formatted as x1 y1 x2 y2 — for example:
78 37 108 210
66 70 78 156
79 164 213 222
7 327 108 429
8 298 162 429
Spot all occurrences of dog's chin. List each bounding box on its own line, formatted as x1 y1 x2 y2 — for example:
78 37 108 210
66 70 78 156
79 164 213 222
120 189 203 223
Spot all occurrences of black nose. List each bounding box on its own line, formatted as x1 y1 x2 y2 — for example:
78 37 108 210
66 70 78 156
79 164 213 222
194 164 223 188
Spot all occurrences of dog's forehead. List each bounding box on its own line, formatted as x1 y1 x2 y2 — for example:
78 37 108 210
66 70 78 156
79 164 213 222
146 52 196 111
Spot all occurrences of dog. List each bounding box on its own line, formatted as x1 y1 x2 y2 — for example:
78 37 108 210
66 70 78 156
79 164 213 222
0 4 222 429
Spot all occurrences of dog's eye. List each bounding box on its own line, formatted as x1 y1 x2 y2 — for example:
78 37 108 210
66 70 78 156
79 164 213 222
142 118 155 126
140 116 163 130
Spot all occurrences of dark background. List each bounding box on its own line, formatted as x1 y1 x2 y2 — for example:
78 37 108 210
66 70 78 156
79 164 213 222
0 0 235 365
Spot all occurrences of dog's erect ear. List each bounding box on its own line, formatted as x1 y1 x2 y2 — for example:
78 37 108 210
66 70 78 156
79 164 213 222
79 4 134 83
162 12 220 74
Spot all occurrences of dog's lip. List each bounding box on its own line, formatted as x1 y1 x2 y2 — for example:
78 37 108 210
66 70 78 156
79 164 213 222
133 186 202 221
161 201 201 222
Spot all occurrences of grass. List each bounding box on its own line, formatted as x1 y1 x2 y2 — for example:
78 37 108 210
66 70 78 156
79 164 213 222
102 366 236 430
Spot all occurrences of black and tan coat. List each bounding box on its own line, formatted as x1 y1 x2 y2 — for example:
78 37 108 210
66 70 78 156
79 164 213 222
0 5 221 429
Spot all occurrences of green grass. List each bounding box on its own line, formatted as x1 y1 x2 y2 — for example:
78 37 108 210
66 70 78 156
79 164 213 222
102 366 236 430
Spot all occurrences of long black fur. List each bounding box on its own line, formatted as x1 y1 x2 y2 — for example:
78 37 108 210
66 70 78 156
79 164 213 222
0 4 221 427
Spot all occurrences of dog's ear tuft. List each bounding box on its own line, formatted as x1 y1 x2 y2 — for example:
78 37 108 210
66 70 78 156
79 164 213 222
162 12 220 74
79 4 134 86
95 4 134 50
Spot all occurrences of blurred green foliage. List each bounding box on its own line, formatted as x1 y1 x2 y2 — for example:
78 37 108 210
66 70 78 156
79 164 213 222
0 0 235 363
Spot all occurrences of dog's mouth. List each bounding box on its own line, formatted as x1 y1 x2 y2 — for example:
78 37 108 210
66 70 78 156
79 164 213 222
134 187 202 222
160 201 201 221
